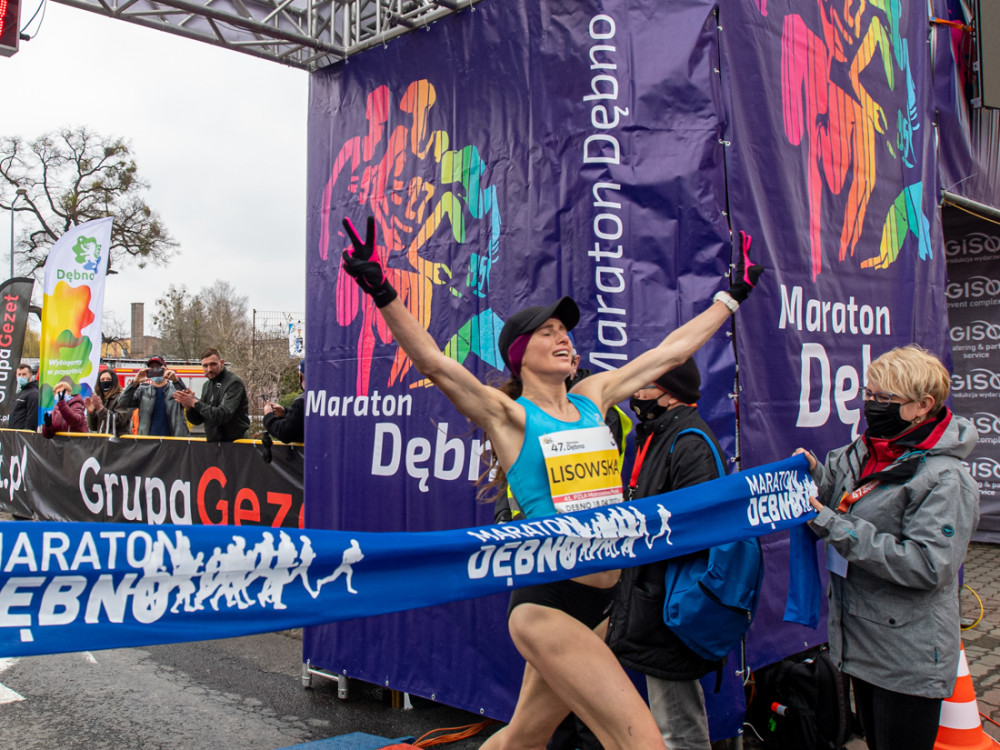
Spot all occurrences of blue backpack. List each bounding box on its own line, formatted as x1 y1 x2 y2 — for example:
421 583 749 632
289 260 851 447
661 429 765 662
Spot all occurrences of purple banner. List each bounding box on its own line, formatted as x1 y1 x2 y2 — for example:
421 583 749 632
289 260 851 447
722 1 951 464
943 206 1000 542
305 0 741 730
303 0 966 737
721 0 955 665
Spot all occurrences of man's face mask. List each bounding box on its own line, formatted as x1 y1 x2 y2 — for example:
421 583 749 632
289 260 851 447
16 376 28 388
629 395 667 423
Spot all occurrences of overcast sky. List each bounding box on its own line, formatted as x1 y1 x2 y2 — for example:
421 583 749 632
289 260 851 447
3 2 308 338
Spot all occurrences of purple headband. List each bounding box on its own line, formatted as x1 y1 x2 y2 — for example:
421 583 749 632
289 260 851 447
507 334 532 378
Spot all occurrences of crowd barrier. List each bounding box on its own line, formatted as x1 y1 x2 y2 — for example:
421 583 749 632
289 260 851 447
0 429 304 528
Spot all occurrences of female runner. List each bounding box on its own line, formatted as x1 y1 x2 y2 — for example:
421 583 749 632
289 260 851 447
341 217 762 750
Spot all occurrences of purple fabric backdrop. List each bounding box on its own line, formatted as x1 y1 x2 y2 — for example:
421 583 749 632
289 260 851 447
721 0 955 666
304 0 738 728
303 0 958 737
722 0 951 464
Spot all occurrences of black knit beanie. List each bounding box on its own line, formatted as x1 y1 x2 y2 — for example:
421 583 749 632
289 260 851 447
654 358 701 403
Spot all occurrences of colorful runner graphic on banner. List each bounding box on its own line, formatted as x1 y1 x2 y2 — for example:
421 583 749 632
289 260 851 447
725 0 950 467
318 79 504 397
0 277 34 427
0 455 816 658
38 217 111 423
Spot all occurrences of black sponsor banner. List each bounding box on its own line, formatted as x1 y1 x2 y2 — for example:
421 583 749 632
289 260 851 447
0 277 34 426
944 206 1000 542
0 430 304 527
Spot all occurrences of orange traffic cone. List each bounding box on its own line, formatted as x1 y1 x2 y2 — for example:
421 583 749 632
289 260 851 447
935 642 1000 749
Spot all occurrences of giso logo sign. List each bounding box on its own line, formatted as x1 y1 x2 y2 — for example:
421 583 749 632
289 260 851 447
950 321 1000 343
971 412 1000 438
946 276 1000 300
951 368 1000 393
945 232 1000 258
966 457 1000 481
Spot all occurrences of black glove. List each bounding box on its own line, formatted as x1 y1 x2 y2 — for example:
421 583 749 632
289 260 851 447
341 216 398 308
43 412 52 428
727 230 765 303
255 432 273 464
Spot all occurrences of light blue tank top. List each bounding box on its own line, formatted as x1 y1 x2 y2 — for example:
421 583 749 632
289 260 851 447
506 393 623 519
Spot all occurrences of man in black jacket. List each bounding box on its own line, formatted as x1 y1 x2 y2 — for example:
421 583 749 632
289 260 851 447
263 360 305 443
9 363 39 430
174 348 250 442
606 358 722 750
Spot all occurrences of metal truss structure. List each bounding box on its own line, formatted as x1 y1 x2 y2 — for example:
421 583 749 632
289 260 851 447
54 0 481 71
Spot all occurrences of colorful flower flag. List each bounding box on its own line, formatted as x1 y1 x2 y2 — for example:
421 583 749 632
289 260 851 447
37 217 112 423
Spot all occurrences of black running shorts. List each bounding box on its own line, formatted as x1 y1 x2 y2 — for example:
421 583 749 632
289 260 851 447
507 578 618 630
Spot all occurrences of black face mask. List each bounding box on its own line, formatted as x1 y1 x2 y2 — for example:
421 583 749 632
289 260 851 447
863 400 912 439
99 381 113 392
629 396 667 423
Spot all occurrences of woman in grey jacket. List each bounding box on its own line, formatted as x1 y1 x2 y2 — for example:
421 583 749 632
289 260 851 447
800 345 980 750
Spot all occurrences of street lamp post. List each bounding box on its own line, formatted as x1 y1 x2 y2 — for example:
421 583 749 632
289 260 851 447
9 188 27 280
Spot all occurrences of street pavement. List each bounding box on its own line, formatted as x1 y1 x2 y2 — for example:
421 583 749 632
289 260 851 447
958 541 1000 742
2 509 998 747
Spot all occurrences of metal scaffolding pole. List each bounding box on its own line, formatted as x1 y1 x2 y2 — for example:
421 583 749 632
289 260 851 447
53 0 482 71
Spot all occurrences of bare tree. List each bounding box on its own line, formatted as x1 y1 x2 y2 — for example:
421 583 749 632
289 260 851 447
152 281 251 361
0 127 178 277
152 280 300 424
101 312 132 358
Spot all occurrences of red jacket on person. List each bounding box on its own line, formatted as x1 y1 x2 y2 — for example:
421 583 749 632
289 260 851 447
41 395 89 438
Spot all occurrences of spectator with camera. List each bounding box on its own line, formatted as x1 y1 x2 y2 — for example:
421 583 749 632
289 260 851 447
118 355 190 437
41 376 88 438
85 365 135 435
173 347 250 442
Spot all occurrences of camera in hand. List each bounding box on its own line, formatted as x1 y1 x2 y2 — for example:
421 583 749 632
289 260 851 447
148 368 165 379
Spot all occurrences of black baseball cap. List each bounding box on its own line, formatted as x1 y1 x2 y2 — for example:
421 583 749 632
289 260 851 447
147 355 165 367
498 297 580 370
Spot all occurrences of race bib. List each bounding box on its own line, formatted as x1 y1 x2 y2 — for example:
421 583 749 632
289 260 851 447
540 426 623 513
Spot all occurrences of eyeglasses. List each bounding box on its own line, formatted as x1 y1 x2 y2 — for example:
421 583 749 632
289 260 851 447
860 387 912 406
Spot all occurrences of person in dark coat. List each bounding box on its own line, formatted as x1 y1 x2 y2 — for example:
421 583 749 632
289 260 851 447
173 347 250 442
263 360 305 443
9 362 39 430
606 358 723 750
